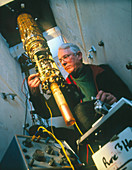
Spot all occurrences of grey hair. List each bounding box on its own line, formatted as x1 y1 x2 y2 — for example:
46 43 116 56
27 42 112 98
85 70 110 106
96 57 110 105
58 43 81 54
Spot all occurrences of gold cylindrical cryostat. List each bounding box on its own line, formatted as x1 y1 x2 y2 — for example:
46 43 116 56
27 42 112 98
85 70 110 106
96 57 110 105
50 83 75 126
17 13 75 126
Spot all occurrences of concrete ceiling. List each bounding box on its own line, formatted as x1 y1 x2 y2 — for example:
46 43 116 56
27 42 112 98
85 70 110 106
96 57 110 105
0 0 56 47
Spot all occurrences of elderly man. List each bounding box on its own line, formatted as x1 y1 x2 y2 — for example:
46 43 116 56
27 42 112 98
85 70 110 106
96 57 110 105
28 43 132 168
28 43 132 126
58 43 118 104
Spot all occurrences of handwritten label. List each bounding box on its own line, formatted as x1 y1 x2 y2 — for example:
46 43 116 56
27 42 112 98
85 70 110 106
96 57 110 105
102 154 118 168
102 138 132 168
115 139 132 152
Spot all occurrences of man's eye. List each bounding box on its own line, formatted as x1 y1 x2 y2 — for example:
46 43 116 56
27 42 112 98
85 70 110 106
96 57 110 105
63 55 67 59
64 55 70 59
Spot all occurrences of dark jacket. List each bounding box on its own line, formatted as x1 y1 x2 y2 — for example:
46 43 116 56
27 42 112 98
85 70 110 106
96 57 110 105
66 64 132 133
29 64 132 119
67 64 132 101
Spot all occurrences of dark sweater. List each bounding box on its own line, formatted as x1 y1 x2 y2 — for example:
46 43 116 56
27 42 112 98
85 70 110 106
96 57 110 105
70 64 132 101
29 64 132 119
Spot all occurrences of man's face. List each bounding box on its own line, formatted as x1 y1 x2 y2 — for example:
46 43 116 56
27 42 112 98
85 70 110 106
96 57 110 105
58 48 82 74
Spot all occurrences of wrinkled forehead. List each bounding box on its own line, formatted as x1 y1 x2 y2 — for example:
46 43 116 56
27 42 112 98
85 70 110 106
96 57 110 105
58 47 72 58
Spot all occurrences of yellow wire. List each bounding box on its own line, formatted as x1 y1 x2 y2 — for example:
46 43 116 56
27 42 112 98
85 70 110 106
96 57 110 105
74 122 95 155
88 144 94 154
35 126 75 170
44 102 95 161
45 101 54 135
74 122 83 136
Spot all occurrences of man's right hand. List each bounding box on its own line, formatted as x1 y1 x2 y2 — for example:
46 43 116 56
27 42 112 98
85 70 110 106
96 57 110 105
28 73 41 96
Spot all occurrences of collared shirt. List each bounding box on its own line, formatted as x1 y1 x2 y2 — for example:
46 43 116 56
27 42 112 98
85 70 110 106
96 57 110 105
71 64 97 102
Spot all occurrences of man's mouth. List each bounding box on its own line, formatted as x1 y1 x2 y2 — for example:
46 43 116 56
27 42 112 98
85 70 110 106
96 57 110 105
65 65 71 70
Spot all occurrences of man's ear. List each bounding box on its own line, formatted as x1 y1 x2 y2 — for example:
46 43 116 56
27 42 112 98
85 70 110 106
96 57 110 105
77 51 82 60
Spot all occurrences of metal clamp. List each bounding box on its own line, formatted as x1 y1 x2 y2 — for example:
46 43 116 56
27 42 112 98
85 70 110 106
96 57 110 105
0 92 17 100
88 46 96 59
94 100 111 115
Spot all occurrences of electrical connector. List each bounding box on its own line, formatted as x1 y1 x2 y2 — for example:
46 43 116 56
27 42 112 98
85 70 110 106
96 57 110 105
31 135 36 141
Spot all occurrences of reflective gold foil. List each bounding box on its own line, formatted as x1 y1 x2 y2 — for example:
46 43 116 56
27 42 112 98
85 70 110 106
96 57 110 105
50 83 75 126
17 13 75 126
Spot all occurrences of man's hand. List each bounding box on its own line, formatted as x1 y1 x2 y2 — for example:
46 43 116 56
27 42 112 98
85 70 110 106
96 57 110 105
28 73 41 96
96 90 117 105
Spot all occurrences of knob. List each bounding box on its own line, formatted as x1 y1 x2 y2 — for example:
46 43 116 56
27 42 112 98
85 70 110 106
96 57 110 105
59 157 66 165
45 146 54 155
29 158 34 167
22 138 33 148
48 157 55 166
33 149 45 162
22 148 27 153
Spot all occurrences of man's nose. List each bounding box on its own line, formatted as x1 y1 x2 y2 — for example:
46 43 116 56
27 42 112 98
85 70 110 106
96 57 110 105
61 60 67 66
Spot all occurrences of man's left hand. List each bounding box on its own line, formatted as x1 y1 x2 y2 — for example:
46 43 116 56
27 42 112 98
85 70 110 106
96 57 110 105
96 90 117 105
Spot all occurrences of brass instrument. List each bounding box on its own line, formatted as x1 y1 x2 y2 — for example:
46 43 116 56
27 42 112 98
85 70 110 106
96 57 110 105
17 13 75 126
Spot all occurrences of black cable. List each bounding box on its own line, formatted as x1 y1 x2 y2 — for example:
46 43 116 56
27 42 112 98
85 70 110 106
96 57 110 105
22 72 30 135
23 95 28 135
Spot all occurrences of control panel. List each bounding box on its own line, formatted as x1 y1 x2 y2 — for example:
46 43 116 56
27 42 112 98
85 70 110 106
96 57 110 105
1 134 83 170
18 135 74 169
